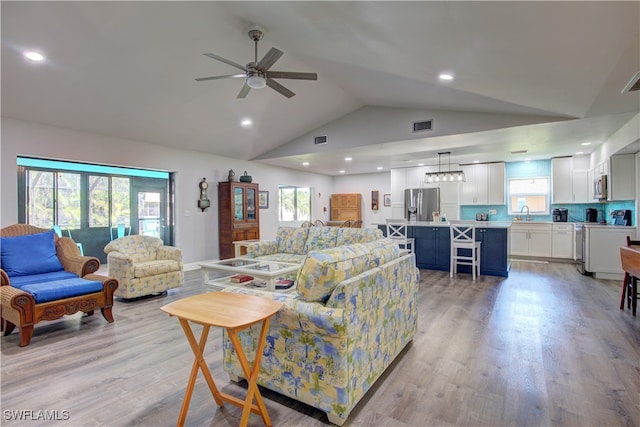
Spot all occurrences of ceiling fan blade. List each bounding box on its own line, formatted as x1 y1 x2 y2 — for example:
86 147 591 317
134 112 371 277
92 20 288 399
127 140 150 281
266 79 295 98
237 83 251 99
256 47 284 72
202 53 247 72
195 73 245 82
267 71 318 80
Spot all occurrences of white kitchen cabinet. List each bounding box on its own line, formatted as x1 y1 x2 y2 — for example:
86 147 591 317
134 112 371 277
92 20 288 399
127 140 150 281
572 170 589 203
551 223 574 258
390 168 407 204
609 154 635 201
509 223 552 257
390 167 461 219
552 157 572 203
551 157 589 203
461 162 505 205
585 225 636 279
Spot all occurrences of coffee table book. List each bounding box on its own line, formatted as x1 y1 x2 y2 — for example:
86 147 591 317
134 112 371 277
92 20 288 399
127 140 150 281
230 274 254 283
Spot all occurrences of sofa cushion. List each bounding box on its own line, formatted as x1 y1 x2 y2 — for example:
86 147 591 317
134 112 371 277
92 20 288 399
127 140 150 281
133 260 181 278
366 238 401 267
251 253 307 264
0 230 64 277
276 227 310 254
17 277 104 303
9 271 78 287
296 244 373 302
104 235 163 263
336 227 383 246
303 226 339 253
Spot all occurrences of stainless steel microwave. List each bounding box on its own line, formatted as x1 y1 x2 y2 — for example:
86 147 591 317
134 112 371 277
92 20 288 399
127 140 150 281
593 174 607 200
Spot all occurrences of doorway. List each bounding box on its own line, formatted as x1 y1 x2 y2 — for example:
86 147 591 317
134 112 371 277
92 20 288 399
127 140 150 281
132 178 170 244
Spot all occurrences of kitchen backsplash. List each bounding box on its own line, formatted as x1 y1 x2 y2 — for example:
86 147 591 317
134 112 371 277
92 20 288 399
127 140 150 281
461 201 635 223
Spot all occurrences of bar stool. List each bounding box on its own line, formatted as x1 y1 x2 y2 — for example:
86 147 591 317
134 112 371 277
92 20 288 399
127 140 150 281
386 219 415 253
449 220 481 280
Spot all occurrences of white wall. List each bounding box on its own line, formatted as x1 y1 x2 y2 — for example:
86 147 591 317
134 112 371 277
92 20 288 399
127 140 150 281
591 112 640 167
332 172 391 227
1 117 333 263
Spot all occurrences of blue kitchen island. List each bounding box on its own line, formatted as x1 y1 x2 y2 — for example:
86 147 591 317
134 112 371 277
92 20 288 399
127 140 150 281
377 221 511 277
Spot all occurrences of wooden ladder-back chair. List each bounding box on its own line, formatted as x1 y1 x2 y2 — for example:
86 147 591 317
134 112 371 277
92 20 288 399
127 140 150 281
620 235 640 316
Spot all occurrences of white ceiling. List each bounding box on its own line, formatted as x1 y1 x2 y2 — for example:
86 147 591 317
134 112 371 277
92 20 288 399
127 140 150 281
2 1 639 176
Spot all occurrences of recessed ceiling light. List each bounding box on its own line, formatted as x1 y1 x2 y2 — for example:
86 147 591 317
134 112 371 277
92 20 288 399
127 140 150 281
473 160 480 163
438 72 454 81
339 170 345 174
376 166 383 170
24 50 45 62
302 162 309 166
575 151 584 155
581 142 592 146
240 119 252 127
344 157 352 162
418 163 424 166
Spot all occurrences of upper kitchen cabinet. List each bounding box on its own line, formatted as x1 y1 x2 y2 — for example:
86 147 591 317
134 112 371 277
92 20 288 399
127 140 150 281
460 162 505 205
608 154 635 201
551 156 589 203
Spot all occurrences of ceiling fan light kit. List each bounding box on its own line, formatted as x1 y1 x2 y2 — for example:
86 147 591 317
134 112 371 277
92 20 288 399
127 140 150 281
247 75 267 89
425 152 466 183
195 28 317 98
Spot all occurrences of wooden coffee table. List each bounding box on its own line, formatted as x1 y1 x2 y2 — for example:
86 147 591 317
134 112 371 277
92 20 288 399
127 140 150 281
161 292 283 427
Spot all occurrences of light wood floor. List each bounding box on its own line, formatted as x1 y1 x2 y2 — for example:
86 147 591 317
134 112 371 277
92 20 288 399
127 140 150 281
1 262 638 427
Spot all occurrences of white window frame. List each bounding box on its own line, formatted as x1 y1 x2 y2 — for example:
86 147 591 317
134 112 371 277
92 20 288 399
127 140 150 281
507 176 550 215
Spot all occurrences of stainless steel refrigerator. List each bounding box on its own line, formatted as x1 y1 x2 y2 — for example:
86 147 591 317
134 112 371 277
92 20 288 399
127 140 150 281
404 188 440 222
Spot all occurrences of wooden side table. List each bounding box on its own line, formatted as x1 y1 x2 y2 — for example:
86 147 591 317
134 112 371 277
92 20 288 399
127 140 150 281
161 292 282 426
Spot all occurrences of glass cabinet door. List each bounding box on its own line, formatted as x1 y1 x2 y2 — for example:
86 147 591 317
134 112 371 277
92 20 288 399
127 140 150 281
233 186 244 221
246 187 256 221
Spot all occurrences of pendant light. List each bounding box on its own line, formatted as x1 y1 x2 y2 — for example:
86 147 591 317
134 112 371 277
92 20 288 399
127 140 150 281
424 152 466 183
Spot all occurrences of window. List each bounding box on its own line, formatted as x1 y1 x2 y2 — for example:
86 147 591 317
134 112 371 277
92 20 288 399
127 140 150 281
26 170 81 228
278 185 311 223
508 177 550 215
17 157 172 244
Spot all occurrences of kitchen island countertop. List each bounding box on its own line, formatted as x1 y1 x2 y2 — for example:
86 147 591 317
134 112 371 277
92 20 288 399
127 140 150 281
373 221 511 228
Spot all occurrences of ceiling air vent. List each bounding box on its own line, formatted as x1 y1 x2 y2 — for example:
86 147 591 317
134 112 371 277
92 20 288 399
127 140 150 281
314 135 327 145
622 71 640 93
413 120 433 133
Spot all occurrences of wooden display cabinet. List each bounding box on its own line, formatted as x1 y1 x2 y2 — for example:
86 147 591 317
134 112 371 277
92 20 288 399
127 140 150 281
330 193 363 222
218 181 260 259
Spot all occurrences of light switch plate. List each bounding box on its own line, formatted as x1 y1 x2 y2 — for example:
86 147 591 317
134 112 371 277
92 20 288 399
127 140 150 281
489 209 497 215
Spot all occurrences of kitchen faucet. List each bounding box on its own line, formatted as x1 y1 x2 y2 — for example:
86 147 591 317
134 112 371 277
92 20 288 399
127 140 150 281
520 205 531 221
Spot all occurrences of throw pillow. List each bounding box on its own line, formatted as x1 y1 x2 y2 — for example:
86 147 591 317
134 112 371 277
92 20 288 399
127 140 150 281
0 230 64 277
297 244 372 302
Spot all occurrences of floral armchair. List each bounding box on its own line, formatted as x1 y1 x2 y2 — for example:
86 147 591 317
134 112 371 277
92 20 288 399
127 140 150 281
104 235 183 299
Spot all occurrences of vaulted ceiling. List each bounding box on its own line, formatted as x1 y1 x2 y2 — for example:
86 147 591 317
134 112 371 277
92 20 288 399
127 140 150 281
2 1 639 175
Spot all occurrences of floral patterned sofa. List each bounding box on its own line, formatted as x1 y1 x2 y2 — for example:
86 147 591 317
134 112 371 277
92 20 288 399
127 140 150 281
222 238 419 425
104 235 183 299
245 226 384 263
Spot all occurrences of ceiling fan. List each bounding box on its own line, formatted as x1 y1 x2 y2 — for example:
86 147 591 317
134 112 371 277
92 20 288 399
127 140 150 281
195 28 318 98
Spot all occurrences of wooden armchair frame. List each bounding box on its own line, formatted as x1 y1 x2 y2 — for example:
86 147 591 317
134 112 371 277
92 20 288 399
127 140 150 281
1 224 118 347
